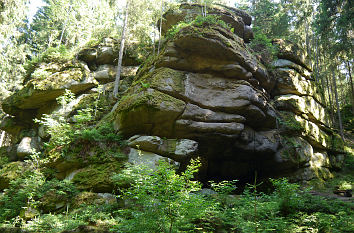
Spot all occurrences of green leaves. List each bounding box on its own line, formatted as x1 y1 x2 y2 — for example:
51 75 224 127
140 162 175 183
115 159 214 232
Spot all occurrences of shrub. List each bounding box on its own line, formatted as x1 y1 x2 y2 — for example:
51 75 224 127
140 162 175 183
113 159 215 232
24 45 74 82
249 30 278 64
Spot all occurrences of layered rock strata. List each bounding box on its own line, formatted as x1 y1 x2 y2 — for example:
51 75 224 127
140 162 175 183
0 4 346 189
113 3 345 182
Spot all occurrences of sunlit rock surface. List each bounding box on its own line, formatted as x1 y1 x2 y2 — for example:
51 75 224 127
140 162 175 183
0 4 346 187
113 3 344 183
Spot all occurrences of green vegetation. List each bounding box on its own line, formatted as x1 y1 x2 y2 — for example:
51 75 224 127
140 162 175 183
166 15 231 39
1 1 353 233
112 159 213 232
24 46 75 83
341 104 354 132
0 154 353 232
249 31 278 65
35 90 122 155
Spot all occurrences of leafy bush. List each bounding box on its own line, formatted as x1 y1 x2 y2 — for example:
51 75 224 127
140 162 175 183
35 90 123 154
75 122 124 144
0 168 78 222
113 159 215 232
24 45 74 82
0 170 45 221
249 30 278 64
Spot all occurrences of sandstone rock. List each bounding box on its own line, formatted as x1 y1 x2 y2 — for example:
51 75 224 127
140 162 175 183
128 135 198 162
156 25 274 90
290 166 332 182
176 120 244 137
181 103 246 123
329 154 345 170
2 61 97 118
273 59 312 79
128 135 163 152
17 136 40 159
71 162 123 193
128 148 179 170
273 39 312 71
113 88 186 137
273 68 322 103
235 128 279 154
0 116 25 142
96 46 116 65
310 151 331 168
160 3 252 42
78 39 142 67
93 65 139 84
278 111 344 152
275 94 331 127
275 136 313 170
141 68 275 128
77 48 97 63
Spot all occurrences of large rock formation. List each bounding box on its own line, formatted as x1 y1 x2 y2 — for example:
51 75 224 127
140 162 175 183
112 3 345 183
0 3 346 189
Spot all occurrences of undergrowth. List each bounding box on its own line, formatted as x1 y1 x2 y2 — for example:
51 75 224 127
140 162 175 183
1 159 353 232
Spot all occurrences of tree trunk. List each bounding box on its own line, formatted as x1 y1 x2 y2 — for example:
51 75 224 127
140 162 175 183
59 5 72 46
318 46 327 106
0 131 5 147
346 61 354 114
153 20 156 57
332 69 344 140
157 0 163 54
326 69 335 126
113 0 130 98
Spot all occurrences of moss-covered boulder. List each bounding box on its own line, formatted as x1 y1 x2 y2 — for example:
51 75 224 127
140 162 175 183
275 94 331 127
160 3 253 42
0 161 27 190
77 38 144 68
71 192 116 209
273 39 312 71
71 162 123 193
278 111 344 153
2 60 97 118
114 88 186 137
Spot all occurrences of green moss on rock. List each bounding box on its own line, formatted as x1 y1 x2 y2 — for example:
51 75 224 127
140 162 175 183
71 162 123 193
114 88 185 137
0 162 27 190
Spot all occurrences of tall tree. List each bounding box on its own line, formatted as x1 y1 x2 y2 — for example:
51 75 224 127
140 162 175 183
157 0 163 54
0 0 29 98
345 60 354 114
113 0 130 98
332 68 345 139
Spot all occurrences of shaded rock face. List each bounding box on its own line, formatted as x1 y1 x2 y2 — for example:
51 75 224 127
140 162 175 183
113 4 344 183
